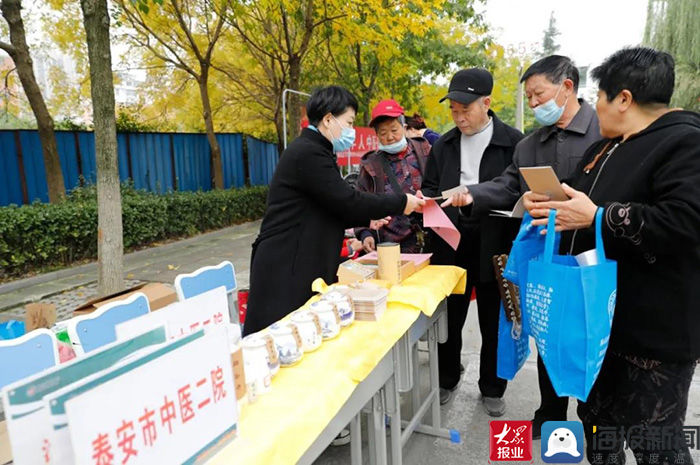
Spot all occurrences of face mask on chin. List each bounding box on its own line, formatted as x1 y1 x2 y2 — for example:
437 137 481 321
378 137 408 154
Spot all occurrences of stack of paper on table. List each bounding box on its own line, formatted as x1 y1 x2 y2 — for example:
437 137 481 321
348 287 389 321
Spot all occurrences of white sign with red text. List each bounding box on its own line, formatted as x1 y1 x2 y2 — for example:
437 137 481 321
54 328 237 465
1 327 168 465
115 286 229 342
337 127 379 166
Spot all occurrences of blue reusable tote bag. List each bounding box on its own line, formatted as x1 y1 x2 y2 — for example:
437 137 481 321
496 302 530 380
525 208 617 401
503 213 560 336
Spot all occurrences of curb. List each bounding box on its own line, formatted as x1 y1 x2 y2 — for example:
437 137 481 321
0 220 260 312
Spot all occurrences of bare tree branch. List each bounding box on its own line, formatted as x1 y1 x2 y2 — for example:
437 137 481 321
204 0 228 63
280 3 293 57
119 2 198 77
0 40 16 55
221 11 278 61
130 33 195 77
170 0 204 63
312 14 346 28
212 62 276 113
3 65 16 85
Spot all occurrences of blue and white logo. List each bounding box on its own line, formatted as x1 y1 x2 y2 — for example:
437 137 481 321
541 421 584 463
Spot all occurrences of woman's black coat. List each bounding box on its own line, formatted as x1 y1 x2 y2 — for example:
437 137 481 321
243 128 406 335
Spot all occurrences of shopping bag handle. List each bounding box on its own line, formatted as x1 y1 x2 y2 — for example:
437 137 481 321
543 207 606 263
543 210 558 263
594 207 606 263
513 212 535 243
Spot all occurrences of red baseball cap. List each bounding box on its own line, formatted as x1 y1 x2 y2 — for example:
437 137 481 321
370 99 405 127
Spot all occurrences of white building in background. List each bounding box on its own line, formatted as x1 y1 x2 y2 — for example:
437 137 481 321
114 69 147 106
2 45 146 124
33 49 146 107
577 65 597 105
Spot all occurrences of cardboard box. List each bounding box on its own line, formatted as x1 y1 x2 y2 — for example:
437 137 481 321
337 260 377 285
0 420 11 465
25 303 57 331
356 254 430 283
73 282 177 316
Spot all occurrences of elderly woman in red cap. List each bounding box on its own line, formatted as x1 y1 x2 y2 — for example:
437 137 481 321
354 99 432 253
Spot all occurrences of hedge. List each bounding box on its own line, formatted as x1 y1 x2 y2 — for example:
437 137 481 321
0 183 268 278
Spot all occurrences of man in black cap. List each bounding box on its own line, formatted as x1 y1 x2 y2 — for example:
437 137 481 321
422 68 524 414
456 55 601 439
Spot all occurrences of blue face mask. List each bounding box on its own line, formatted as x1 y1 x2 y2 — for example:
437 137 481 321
378 137 408 154
532 84 568 126
330 117 356 153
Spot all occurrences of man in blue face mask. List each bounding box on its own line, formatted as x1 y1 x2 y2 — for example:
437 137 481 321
354 99 432 253
444 55 602 439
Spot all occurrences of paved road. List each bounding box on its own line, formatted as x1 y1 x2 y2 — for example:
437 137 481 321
0 220 261 321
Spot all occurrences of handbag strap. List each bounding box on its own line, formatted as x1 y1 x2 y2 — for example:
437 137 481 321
406 138 428 176
377 154 404 195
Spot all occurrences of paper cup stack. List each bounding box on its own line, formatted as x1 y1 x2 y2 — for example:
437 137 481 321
348 285 389 321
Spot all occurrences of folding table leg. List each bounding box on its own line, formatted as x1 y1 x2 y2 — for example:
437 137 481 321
367 408 376 465
428 322 441 428
411 343 420 416
371 390 388 465
387 347 403 465
351 413 362 465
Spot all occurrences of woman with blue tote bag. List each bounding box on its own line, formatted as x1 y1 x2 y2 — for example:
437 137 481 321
523 47 700 465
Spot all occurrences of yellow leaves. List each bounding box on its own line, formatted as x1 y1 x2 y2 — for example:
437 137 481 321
46 0 68 9
410 82 454 134
27 0 509 143
489 43 506 61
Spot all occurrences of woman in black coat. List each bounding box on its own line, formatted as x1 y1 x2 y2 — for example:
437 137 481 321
243 86 424 335
523 48 700 464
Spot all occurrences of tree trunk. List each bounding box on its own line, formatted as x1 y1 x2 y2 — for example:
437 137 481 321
1 0 65 203
198 69 224 190
288 57 302 140
80 0 124 296
358 89 371 127
515 67 524 132
274 111 285 154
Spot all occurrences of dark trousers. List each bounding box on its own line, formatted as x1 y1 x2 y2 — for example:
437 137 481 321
577 352 696 465
534 353 569 423
436 227 507 397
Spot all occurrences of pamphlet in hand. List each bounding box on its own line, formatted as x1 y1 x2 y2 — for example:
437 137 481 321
491 166 569 218
425 185 468 200
519 166 568 201
490 195 526 218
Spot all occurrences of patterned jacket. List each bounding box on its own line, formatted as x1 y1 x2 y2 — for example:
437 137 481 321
354 137 431 251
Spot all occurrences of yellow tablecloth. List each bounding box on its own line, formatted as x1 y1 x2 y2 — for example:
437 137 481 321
388 265 467 317
207 265 466 465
